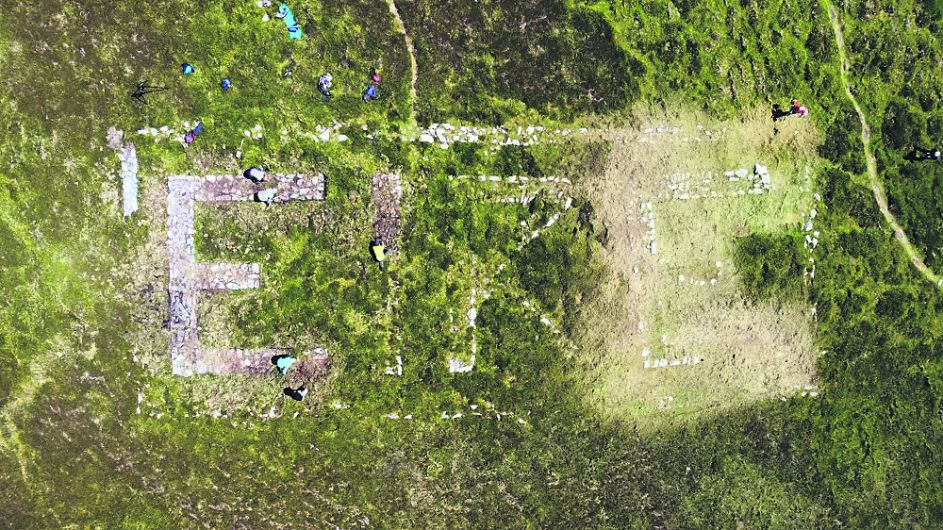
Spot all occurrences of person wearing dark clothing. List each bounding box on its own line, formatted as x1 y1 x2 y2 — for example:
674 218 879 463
284 385 308 401
317 73 333 102
244 166 267 183
772 104 791 121
912 146 942 161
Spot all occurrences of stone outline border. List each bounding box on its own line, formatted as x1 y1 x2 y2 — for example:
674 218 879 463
166 173 327 376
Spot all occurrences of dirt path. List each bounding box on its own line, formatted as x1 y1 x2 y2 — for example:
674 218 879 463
385 0 418 125
826 1 943 287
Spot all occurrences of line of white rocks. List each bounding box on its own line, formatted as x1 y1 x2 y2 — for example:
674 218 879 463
107 128 140 216
412 123 587 148
383 402 527 425
640 202 656 255
677 262 724 288
637 124 727 144
802 193 822 281
448 285 490 374
498 193 572 208
661 163 772 202
641 336 704 369
448 174 573 186
134 121 588 149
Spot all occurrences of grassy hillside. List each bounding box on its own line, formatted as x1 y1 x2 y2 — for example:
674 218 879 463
0 0 942 527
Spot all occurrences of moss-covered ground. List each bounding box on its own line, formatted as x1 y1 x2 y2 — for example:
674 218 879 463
2 0 943 527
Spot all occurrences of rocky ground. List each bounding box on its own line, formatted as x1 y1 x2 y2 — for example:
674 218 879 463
372 172 402 252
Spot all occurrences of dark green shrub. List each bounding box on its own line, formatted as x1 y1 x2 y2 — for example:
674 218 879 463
734 233 806 301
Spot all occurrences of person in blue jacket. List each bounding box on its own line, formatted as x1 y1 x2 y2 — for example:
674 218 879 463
184 121 204 145
363 83 378 102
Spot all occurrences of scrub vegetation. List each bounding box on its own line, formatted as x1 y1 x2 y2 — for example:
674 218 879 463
1 0 943 528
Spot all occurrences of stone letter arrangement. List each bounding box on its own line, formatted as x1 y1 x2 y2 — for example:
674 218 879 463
167 173 327 376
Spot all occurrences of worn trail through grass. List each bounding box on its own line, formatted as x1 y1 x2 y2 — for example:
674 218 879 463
826 0 943 288
385 0 418 126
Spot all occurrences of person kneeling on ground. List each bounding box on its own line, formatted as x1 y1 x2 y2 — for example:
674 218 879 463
790 99 808 118
272 354 296 374
284 384 308 401
362 83 378 102
255 187 277 205
317 73 333 102
370 238 386 269
184 121 204 145
244 166 267 183
369 67 381 85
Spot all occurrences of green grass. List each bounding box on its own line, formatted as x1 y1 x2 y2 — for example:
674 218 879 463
2 0 943 527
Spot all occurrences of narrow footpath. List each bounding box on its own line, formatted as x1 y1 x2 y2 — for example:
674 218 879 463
385 0 418 126
826 1 943 287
